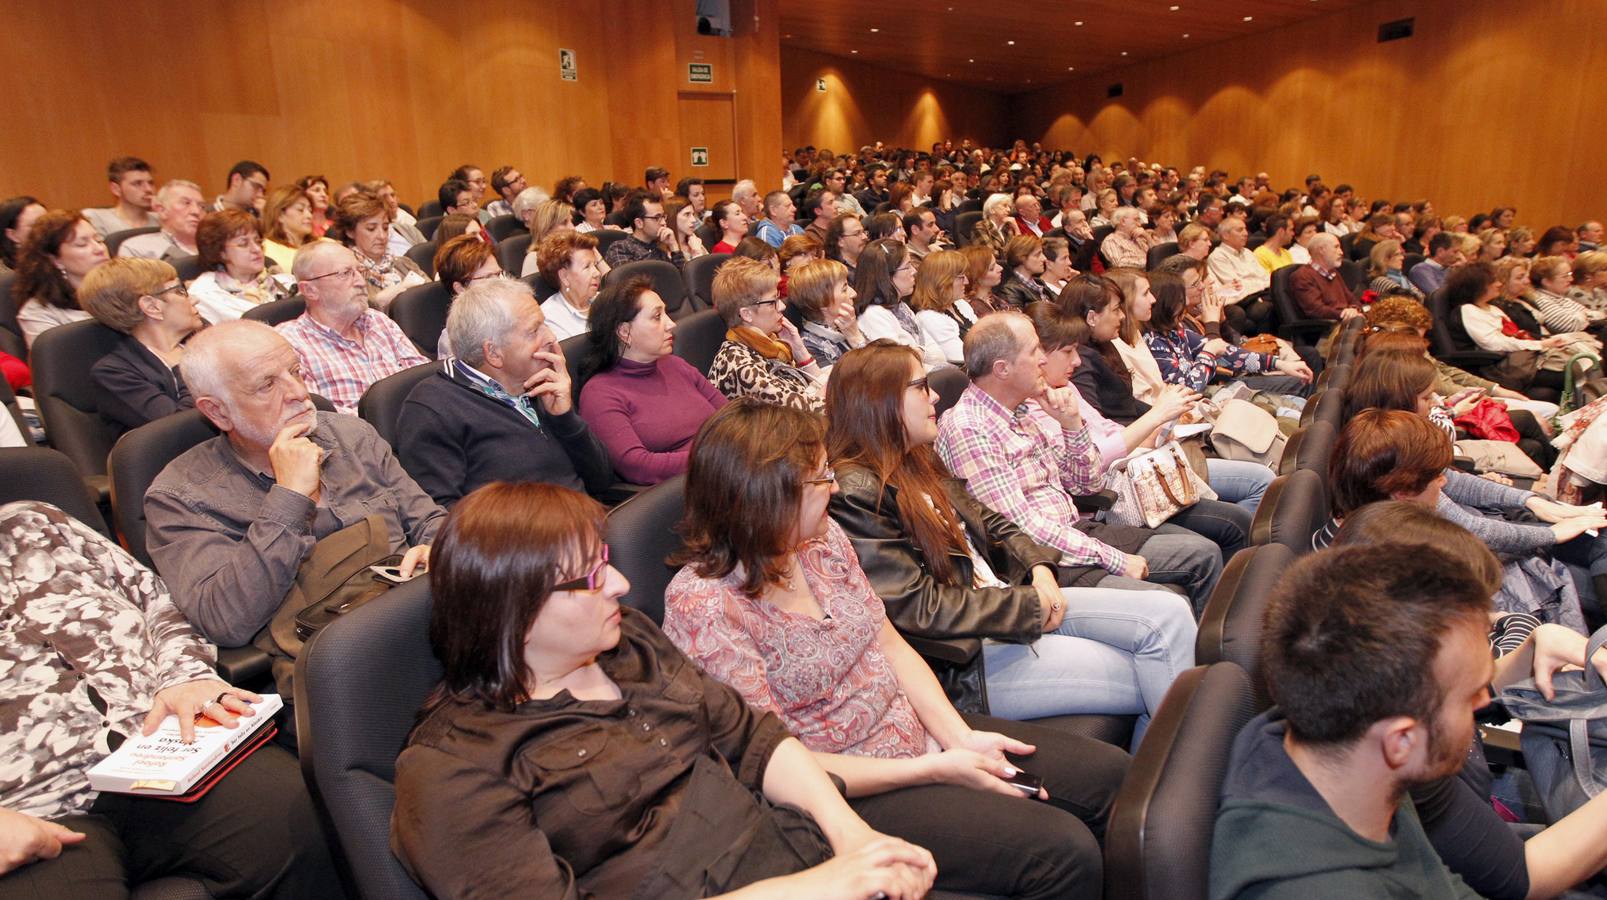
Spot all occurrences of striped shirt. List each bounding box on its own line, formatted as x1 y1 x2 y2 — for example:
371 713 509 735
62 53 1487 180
276 310 429 413
936 384 1126 573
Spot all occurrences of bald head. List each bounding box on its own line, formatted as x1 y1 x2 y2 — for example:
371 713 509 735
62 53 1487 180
184 319 287 403
186 319 316 448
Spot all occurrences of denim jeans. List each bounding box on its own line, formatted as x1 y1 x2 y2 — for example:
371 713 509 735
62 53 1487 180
981 582 1198 748
1204 458 1274 514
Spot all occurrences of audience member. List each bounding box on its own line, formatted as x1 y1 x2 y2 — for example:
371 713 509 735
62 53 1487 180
82 156 159 237
707 256 825 411
664 399 1127 900
188 209 294 322
0 500 340 896
800 189 837 245
824 211 868 279
910 249 976 366
756 190 804 248
995 235 1051 308
391 481 935 899
1207 217 1273 334
663 195 708 261
144 320 443 687
1571 250 1607 312
327 191 428 310
80 258 199 430
854 238 939 366
117 180 205 261
516 199 578 277
975 193 1019 258
276 240 429 412
1210 542 1498 899
1368 239 1424 298
13 210 107 346
790 258 866 368
438 177 481 224
576 276 727 483
1529 255 1605 336
1145 268 1311 394
368 179 426 255
935 312 1222 610
1410 232 1462 294
297 175 331 238
569 186 606 233
398 277 611 505
710 200 751 254
902 207 941 262
534 230 602 340
0 195 45 273
603 194 681 268
1100 207 1151 269
1252 214 1295 272
261 185 314 271
1290 232 1364 322
485 165 526 218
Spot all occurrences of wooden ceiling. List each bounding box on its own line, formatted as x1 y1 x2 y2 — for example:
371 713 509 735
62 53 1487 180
777 0 1373 93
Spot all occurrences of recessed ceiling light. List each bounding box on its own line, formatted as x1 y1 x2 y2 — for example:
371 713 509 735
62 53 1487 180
1182 32 1191 37
1243 15 1253 20
1121 51 1128 55
1170 4 1180 9
1074 20 1084 25
968 57 975 62
850 49 858 53
869 27 879 32
783 33 791 38
1006 39 1015 45
1067 66 1075 71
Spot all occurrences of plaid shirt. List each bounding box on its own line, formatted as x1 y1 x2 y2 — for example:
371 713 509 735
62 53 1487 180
277 310 429 413
936 384 1127 573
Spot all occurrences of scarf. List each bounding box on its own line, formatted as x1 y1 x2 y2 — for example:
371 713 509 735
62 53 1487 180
726 325 794 364
357 251 404 290
1499 315 1534 341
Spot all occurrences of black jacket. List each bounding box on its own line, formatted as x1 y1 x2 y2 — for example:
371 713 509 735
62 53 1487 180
396 370 613 505
90 334 193 432
1071 346 1151 426
994 270 1051 310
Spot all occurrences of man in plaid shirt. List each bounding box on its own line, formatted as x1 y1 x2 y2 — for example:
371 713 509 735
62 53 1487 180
276 240 428 413
936 312 1221 610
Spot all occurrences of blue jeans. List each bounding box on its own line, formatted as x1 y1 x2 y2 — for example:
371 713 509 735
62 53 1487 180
982 582 1197 748
1205 457 1273 513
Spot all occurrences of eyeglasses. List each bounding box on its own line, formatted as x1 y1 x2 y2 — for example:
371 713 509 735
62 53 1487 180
804 467 837 486
151 282 188 299
744 296 785 310
554 545 611 593
639 214 665 222
908 375 930 392
304 266 361 282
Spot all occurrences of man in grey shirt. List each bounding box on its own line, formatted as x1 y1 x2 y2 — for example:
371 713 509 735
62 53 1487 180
144 320 444 656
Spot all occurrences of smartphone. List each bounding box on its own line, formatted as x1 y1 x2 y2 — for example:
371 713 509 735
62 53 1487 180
369 564 424 584
1005 769 1044 798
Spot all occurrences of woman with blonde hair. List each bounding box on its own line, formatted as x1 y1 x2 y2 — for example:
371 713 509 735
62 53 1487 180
707 256 824 411
790 258 865 369
261 185 313 271
1366 239 1422 298
1088 188 1120 229
1480 228 1509 263
1569 250 1607 313
909 250 973 366
520 199 577 276
80 257 200 430
1509 225 1537 258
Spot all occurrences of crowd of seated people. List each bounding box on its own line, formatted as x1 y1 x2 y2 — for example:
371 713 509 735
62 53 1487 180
4 139 1607 898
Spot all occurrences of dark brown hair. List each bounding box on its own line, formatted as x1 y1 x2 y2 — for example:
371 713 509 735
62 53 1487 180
1265 543 1490 746
422 482 607 714
196 209 263 272
1057 273 1130 385
826 342 967 584
675 399 827 596
1329 409 1452 517
1026 300 1089 352
326 191 388 247
14 210 92 312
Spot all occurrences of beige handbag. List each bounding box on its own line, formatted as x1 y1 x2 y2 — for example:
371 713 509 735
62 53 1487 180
1108 441 1218 528
1210 398 1287 467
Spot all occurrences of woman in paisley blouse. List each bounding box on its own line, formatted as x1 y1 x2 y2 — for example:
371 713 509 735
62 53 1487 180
327 191 428 311
705 256 825 412
663 399 1130 900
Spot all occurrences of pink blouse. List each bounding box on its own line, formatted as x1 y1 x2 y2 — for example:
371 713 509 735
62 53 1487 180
662 520 934 759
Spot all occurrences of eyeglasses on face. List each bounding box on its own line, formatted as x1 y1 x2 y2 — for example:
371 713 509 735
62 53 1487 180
554 544 611 593
804 466 837 487
907 375 930 393
151 282 188 299
743 296 784 310
305 266 361 282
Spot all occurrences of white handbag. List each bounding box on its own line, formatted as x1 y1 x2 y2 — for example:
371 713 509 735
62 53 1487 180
1107 441 1218 528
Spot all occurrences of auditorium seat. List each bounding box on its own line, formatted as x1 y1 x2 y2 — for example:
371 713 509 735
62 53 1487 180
1327 316 1364 367
29 319 127 502
0 378 31 444
242 297 306 326
1338 259 1365 293
930 366 970 418
953 210 982 246
1298 387 1343 429
1091 225 1116 267
1312 362 1350 396
1146 241 1180 270
1103 662 1261 900
603 259 694 320
1195 543 1294 704
497 232 532 276
170 254 205 283
669 308 725 377
415 215 443 242
1277 421 1337 477
403 240 437 276
591 228 632 257
1426 289 1504 372
388 282 453 356
295 577 434 900
1246 233 1267 251
605 476 1137 748
416 199 443 219
357 362 438 450
0 446 107 538
484 213 524 242
683 252 730 310
1268 265 1331 348
559 333 588 406
105 226 160 256
525 272 558 301
1249 469 1327 555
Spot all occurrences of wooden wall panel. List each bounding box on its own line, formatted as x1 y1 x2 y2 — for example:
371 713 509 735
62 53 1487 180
1007 0 1607 229
0 0 784 211
780 46 1008 154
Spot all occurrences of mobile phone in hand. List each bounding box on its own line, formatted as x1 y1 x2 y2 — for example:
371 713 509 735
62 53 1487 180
1005 769 1044 798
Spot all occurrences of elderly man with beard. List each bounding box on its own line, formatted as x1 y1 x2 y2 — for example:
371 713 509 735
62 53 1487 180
144 319 443 686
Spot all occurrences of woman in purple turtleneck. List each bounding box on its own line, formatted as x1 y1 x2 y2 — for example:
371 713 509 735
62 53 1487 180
577 276 728 484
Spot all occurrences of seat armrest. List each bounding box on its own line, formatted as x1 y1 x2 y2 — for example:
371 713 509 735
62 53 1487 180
1072 489 1117 513
905 634 981 665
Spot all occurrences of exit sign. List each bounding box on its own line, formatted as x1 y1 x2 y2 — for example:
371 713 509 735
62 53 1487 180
690 147 710 167
688 63 714 83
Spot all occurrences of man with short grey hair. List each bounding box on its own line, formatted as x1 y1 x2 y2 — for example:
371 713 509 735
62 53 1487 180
511 185 550 228
395 277 612 506
145 319 443 690
118 180 206 260
1100 206 1151 268
276 240 428 413
731 179 764 222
